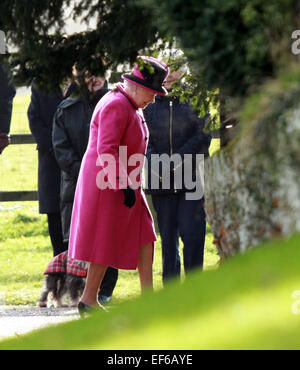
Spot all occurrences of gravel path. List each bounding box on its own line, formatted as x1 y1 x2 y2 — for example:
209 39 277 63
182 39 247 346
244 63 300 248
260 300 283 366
0 306 79 341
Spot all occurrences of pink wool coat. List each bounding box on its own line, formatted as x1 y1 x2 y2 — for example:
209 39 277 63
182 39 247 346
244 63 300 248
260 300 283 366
68 84 157 270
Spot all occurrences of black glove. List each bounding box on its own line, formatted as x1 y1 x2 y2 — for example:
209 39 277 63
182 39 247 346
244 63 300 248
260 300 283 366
122 186 136 208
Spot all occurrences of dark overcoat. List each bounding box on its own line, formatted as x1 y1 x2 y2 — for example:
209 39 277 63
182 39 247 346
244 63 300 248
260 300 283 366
52 87 108 242
0 64 16 133
27 82 63 213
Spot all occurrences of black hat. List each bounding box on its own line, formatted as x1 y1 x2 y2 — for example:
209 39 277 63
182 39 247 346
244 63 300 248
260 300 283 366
122 56 169 96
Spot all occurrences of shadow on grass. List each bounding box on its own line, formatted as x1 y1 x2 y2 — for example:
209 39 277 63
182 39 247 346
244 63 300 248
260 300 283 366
2 273 45 284
13 214 40 223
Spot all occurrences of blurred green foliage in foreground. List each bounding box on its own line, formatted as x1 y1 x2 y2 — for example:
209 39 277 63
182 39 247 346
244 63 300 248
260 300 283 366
1 233 299 349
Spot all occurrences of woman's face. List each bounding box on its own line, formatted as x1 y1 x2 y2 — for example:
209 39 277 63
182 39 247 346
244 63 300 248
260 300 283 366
134 87 157 109
85 75 105 92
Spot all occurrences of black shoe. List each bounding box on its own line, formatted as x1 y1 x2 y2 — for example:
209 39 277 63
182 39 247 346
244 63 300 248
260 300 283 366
78 301 94 317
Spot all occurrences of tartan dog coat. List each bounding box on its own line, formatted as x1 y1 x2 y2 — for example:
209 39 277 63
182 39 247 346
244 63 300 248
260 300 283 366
44 250 87 277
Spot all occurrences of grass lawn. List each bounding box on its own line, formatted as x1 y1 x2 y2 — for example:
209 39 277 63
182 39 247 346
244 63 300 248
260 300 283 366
0 93 220 307
0 93 37 191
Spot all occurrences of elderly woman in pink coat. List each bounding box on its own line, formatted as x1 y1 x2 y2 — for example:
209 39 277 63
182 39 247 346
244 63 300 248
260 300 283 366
68 56 169 315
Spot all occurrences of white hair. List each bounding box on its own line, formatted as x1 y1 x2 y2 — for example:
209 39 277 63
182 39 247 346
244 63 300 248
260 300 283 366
123 79 138 92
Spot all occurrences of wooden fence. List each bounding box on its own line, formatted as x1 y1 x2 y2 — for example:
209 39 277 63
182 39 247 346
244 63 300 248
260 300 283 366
0 134 38 202
0 129 220 202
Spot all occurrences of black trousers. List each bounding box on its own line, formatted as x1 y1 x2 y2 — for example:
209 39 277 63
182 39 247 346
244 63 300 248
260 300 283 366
98 267 119 297
152 193 206 284
47 213 68 256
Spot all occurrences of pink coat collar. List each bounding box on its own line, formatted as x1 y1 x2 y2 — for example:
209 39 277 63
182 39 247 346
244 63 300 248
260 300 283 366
116 83 138 110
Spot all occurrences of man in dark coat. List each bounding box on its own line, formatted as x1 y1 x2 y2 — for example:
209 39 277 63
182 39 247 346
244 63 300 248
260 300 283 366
0 64 16 154
144 70 211 284
27 80 67 256
52 71 118 304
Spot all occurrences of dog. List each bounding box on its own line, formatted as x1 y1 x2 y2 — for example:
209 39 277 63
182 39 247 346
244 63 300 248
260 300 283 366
38 250 89 308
